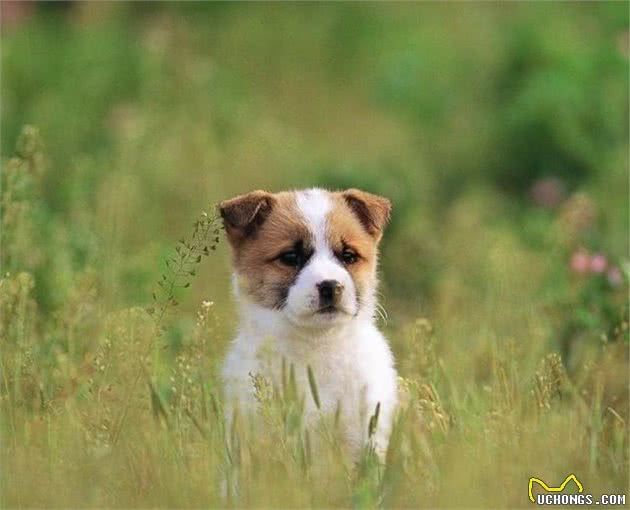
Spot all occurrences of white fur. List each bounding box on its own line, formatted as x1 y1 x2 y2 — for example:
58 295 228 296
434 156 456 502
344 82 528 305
222 189 398 460
286 190 358 327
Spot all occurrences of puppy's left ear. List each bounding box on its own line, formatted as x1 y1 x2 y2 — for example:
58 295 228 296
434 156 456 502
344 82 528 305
342 188 392 240
218 190 275 245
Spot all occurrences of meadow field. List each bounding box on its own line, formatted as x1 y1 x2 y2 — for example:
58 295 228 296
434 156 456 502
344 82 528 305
1 2 629 508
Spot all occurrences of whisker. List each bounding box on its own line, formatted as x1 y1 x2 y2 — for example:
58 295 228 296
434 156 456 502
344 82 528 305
375 302 388 325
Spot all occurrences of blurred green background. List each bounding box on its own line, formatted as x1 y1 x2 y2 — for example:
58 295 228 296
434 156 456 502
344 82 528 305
3 1 627 342
1 2 628 507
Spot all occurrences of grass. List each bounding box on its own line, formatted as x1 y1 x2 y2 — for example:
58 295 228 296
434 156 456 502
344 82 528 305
1 3 629 508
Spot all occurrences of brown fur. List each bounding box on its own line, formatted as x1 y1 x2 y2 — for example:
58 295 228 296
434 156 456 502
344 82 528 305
341 189 391 240
220 190 275 245
220 191 312 308
328 192 388 305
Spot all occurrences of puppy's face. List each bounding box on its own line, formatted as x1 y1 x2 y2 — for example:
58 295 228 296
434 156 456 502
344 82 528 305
219 188 391 328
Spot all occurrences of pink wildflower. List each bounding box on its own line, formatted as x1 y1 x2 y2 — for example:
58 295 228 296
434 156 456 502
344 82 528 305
606 266 624 287
590 253 608 273
530 177 566 209
570 249 590 274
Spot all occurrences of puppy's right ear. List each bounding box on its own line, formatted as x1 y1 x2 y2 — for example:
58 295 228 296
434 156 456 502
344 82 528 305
218 190 274 245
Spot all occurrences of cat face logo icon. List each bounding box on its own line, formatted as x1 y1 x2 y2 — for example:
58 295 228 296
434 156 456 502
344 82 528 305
528 474 584 503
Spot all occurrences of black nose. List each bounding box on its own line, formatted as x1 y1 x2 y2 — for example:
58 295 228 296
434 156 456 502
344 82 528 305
317 280 343 306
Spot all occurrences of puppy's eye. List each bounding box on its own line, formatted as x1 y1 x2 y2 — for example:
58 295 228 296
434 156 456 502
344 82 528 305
278 250 301 267
340 248 358 265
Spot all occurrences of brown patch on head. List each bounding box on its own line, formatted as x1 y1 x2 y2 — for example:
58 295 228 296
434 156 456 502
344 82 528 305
219 191 312 309
219 190 275 245
341 189 391 240
327 189 392 305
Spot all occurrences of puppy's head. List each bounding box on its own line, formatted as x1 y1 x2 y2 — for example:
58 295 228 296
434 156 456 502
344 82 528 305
219 188 390 328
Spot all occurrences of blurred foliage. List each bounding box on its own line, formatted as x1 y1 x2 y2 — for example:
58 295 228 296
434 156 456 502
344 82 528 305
3 2 627 310
1 2 628 507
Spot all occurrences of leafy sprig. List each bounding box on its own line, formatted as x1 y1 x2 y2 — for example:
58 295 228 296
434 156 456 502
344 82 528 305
147 210 222 339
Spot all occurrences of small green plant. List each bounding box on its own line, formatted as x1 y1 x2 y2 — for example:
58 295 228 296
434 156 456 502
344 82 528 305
147 212 221 334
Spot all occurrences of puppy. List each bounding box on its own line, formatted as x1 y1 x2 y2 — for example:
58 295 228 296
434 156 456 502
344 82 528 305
219 188 398 460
